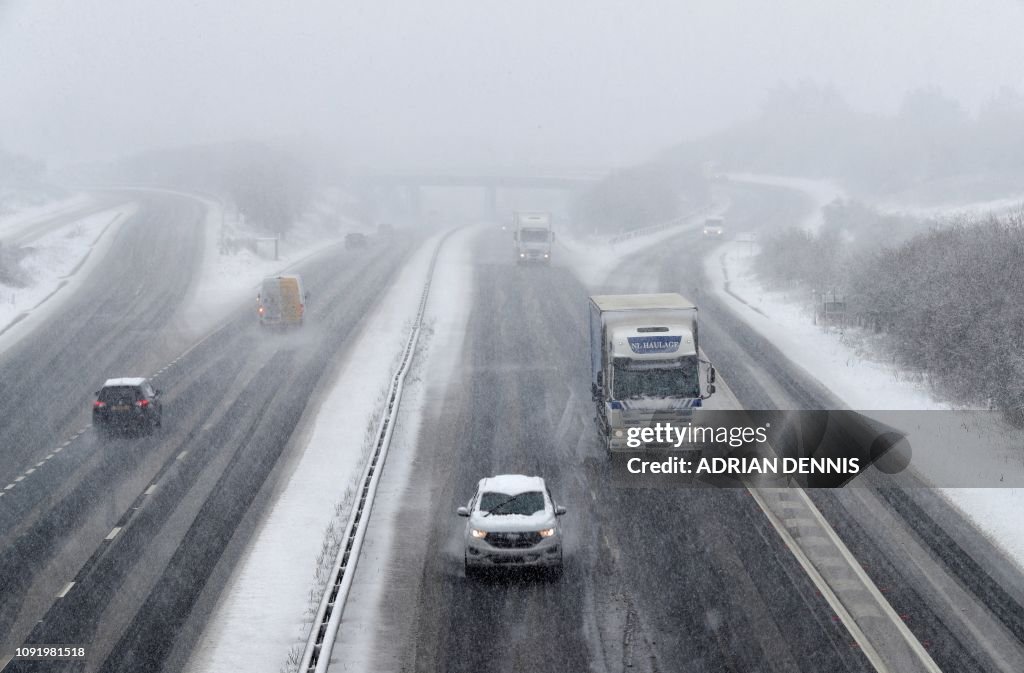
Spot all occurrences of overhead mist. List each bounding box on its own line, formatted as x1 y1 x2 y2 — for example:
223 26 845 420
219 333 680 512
3 0 1024 177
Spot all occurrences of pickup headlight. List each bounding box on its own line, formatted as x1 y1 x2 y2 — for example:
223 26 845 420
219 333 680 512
539 528 555 538
470 529 487 539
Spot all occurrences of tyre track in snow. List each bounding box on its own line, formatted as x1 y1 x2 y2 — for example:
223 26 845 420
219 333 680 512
2 228 420 672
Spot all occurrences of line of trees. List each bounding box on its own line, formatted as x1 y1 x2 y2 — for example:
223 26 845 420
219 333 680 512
756 205 1024 420
0 147 46 185
677 82 1024 197
113 141 315 235
572 156 709 235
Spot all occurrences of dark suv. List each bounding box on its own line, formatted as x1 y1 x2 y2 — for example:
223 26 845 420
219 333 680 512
93 377 163 434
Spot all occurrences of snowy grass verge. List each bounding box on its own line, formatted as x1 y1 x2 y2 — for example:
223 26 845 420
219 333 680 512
0 192 95 240
706 235 1024 572
558 202 727 288
0 204 137 354
724 172 847 233
177 192 362 340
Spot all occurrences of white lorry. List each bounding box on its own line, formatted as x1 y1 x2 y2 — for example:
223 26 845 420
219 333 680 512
589 293 716 452
513 211 554 265
702 216 725 236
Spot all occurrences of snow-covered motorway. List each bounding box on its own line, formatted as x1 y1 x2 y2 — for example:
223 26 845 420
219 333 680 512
327 223 872 672
324 183 1024 673
0 192 419 671
4 183 1024 673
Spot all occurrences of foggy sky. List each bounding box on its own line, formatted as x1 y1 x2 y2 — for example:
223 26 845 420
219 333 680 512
2 0 1023 170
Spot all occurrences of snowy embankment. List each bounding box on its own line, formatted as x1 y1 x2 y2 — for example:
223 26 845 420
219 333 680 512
0 203 137 354
176 193 364 339
0 192 95 241
702 183 1024 569
724 172 847 232
183 228 471 673
557 202 728 287
877 194 1024 220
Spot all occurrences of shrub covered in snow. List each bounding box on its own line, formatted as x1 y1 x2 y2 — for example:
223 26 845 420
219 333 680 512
755 204 1024 420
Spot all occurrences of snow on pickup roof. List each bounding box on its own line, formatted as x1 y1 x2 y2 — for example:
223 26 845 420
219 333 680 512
479 474 545 495
103 377 147 387
591 293 696 312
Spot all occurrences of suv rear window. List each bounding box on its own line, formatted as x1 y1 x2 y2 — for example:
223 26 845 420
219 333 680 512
99 386 141 404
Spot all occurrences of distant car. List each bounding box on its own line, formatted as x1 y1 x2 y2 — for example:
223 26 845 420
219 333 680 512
457 474 566 576
93 377 162 435
377 222 394 236
345 232 369 249
702 216 725 236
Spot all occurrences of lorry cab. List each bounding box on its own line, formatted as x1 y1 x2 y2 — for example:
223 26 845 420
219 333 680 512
257 274 308 327
607 324 701 401
512 211 554 265
703 216 725 236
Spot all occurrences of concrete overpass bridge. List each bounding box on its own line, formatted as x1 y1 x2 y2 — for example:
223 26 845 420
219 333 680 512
350 169 608 219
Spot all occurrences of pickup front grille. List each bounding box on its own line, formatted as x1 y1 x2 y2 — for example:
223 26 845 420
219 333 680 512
486 532 542 548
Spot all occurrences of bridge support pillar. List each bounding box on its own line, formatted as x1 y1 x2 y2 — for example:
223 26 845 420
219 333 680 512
485 185 498 221
405 185 422 218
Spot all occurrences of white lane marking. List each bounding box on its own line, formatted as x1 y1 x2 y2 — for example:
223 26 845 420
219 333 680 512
4 483 15 490
46 454 54 459
54 446 63 453
144 484 157 495
56 582 75 598
14 476 25 482
24 469 35 475
60 440 71 447
35 461 46 467
176 451 188 461
105 527 122 540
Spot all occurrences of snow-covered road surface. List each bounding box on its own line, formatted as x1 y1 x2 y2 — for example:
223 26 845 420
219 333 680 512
184 229 452 673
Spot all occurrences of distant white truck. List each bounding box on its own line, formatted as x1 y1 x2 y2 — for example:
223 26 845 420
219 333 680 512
512 211 554 265
589 293 716 452
702 216 725 236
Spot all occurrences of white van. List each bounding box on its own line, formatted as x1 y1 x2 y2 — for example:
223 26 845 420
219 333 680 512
257 275 308 327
